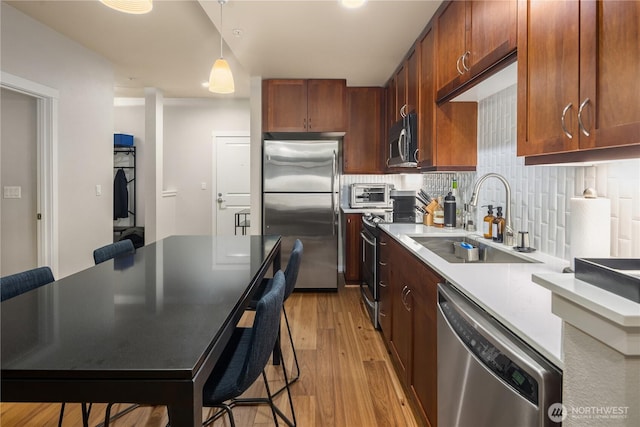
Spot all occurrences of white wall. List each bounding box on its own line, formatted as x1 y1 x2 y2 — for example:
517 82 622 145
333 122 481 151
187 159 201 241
1 3 114 277
114 98 250 236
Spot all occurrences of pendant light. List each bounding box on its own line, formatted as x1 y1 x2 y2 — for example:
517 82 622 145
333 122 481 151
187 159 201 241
100 0 153 14
341 0 367 9
209 0 235 94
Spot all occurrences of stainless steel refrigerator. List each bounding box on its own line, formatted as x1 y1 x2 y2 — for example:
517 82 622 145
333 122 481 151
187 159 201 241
263 139 339 290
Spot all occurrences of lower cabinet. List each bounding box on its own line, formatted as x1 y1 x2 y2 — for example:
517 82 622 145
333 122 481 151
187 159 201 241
344 214 362 282
384 232 440 427
378 233 392 338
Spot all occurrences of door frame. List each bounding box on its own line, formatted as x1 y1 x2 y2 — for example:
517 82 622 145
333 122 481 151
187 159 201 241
1 71 59 276
212 131 250 236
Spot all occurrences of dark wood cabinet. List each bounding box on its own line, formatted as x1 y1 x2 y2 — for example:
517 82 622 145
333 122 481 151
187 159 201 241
262 79 347 132
418 24 478 172
378 233 392 338
436 0 517 102
411 264 439 427
517 0 640 163
343 214 362 283
384 232 440 427
390 260 413 382
435 0 468 97
343 87 385 174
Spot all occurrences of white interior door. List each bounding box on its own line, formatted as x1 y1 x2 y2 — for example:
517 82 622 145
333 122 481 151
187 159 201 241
215 133 250 235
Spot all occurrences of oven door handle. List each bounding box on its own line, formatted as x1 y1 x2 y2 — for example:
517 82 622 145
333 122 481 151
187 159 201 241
360 231 376 247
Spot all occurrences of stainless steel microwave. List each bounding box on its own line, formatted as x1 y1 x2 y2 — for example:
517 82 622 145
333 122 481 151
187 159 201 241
387 110 418 168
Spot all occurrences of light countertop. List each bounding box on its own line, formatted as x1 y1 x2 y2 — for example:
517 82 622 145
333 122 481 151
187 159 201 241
379 223 569 369
532 273 640 327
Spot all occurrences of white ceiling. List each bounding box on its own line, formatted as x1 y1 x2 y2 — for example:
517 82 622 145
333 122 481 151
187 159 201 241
6 0 443 99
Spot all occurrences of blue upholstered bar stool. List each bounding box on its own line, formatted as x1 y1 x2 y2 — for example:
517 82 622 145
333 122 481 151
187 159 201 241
93 239 135 264
198 270 295 426
0 266 54 301
249 239 303 396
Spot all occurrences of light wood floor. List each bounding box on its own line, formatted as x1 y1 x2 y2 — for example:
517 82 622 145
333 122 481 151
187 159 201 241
0 285 419 427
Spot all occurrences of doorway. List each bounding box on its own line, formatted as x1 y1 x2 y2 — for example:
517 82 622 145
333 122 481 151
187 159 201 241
1 88 38 275
213 132 250 236
0 72 58 276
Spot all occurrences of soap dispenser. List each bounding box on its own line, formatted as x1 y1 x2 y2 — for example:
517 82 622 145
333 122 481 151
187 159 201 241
483 205 494 239
492 206 505 243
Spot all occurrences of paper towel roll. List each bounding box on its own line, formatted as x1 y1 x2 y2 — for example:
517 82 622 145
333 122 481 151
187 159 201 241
569 197 611 269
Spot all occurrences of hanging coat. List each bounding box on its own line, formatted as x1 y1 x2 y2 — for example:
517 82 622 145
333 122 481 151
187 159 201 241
113 168 129 219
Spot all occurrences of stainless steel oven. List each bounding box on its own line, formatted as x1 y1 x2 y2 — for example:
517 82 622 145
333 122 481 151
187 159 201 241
360 213 386 328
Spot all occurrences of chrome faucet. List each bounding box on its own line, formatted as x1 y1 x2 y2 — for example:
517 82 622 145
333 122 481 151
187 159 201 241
469 173 514 246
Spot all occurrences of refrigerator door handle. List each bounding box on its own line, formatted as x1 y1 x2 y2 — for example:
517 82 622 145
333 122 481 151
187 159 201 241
331 150 337 236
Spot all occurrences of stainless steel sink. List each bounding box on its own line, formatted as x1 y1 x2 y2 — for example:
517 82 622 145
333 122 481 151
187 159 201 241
410 236 539 264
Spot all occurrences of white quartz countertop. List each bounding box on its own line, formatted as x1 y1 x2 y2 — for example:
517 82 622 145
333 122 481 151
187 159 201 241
379 223 569 369
532 273 640 327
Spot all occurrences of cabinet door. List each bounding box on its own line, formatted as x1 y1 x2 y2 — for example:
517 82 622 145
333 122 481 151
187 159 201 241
435 0 468 94
343 87 384 174
378 233 391 339
307 79 347 132
395 63 407 122
468 0 517 77
343 214 362 282
435 102 478 169
262 79 308 132
578 0 640 150
418 25 436 168
386 78 397 130
517 0 580 156
411 264 440 427
390 251 413 383
406 47 419 115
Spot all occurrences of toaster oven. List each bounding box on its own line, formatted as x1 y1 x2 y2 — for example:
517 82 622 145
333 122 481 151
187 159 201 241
350 183 394 209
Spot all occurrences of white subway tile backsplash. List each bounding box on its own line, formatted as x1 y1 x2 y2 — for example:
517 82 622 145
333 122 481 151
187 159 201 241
473 84 640 260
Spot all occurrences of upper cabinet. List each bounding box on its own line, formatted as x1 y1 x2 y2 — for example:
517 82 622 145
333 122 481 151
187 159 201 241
262 79 347 133
436 0 517 102
343 87 385 174
517 0 640 163
417 24 478 172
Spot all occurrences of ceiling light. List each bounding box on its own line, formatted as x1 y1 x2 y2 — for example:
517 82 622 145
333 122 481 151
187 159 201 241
341 0 367 9
209 0 235 94
100 0 153 14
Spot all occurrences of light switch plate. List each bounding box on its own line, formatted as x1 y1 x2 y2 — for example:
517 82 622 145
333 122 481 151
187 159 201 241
3 186 21 199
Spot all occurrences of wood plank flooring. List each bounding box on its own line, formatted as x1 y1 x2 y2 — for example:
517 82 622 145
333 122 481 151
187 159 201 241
0 285 419 427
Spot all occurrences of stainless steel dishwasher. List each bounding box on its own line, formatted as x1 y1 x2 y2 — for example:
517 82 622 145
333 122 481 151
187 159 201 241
437 282 562 427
